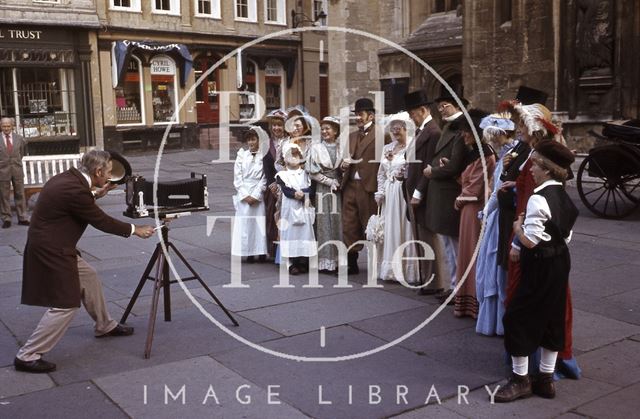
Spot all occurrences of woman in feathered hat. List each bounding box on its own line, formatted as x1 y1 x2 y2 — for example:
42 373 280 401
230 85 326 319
307 116 343 274
375 112 420 285
499 100 581 381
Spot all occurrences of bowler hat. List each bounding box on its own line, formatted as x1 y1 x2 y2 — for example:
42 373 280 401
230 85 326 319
353 98 375 113
404 90 431 110
516 86 548 106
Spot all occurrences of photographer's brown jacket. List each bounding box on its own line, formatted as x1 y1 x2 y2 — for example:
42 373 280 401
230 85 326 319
21 167 131 308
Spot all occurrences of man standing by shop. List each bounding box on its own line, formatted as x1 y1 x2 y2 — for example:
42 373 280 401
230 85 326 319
0 117 30 228
15 150 155 373
341 98 382 275
423 93 467 301
404 91 448 295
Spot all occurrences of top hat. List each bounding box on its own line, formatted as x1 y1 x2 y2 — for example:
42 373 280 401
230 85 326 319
107 150 132 185
404 90 431 110
516 86 549 106
352 98 375 113
434 91 469 109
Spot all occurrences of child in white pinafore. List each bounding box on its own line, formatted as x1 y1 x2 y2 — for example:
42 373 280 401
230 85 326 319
232 129 268 262
275 144 317 275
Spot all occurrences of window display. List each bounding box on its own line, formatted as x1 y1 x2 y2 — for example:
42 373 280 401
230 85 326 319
150 55 178 123
115 56 143 125
0 67 77 138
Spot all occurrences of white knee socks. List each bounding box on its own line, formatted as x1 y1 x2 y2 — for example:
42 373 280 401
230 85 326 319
512 355 528 376
539 348 558 374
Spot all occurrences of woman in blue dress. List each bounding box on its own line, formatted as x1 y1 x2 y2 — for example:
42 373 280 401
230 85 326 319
475 113 516 336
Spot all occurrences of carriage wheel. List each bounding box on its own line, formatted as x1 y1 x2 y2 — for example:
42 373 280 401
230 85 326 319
577 147 640 219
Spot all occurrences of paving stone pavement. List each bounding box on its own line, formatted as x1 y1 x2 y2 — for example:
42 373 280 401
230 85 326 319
1 149 639 418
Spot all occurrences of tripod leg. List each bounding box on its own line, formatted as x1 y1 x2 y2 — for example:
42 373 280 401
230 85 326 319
162 250 171 322
144 252 164 359
120 244 161 324
168 243 239 326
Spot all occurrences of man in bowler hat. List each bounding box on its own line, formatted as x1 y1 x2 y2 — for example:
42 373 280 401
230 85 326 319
341 98 384 275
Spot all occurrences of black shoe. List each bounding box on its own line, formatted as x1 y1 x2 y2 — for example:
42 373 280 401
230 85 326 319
257 255 267 263
289 265 301 275
347 253 359 275
436 289 453 302
96 323 134 338
494 373 532 403
245 256 255 263
18 220 30 226
2 221 10 229
14 357 56 373
417 287 444 296
532 372 556 399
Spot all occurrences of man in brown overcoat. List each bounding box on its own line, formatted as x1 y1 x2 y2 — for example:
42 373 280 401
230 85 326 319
341 98 383 275
15 150 154 373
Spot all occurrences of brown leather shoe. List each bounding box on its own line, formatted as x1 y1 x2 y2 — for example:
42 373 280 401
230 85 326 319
494 373 532 403
14 357 56 373
532 372 556 399
96 323 134 338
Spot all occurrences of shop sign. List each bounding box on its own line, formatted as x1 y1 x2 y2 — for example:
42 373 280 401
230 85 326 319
265 60 282 76
0 28 43 40
150 57 175 75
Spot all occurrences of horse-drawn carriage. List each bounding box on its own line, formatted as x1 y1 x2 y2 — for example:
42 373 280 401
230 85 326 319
577 120 640 219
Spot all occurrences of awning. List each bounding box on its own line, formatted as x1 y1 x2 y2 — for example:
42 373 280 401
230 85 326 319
112 40 193 88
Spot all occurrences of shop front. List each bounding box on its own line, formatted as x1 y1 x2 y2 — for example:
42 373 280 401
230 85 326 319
0 25 95 155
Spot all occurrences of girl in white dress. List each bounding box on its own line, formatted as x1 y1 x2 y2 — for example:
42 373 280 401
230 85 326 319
232 129 268 262
374 112 420 285
276 144 317 275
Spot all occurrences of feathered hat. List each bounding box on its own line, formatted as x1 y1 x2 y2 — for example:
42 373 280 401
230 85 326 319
479 112 515 143
497 100 557 137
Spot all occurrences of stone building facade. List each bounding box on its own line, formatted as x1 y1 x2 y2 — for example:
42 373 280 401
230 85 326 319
328 0 640 149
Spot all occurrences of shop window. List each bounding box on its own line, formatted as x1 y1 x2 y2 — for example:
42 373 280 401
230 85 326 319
115 55 144 126
235 0 257 22
150 55 179 124
265 59 284 112
153 0 180 15
265 0 286 24
0 66 77 139
110 0 141 11
195 0 220 18
314 0 328 25
239 60 258 120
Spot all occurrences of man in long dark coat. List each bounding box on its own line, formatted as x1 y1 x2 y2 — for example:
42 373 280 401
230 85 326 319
403 90 448 294
15 150 154 373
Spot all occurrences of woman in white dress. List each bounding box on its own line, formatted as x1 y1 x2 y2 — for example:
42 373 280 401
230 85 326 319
375 112 419 285
232 128 268 261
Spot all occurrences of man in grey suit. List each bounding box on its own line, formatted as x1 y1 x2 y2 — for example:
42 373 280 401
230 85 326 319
0 117 29 228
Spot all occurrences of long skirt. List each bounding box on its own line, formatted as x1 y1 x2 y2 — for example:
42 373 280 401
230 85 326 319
264 188 279 258
378 180 419 284
453 202 482 319
231 197 267 256
314 182 342 271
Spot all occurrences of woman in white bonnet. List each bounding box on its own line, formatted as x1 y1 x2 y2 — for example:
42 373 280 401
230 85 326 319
375 112 420 285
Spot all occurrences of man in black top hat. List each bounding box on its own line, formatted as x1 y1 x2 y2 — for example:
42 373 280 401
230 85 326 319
341 97 383 275
422 91 468 301
403 90 448 294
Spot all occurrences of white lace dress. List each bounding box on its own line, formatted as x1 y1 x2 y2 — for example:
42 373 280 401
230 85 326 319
375 141 419 284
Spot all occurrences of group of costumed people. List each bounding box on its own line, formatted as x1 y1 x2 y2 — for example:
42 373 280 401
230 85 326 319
230 86 579 403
